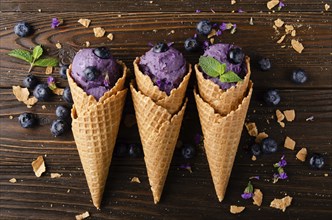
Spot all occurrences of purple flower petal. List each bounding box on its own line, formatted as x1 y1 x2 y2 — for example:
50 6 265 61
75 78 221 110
195 9 201 13
216 30 222 36
238 9 244 13
279 172 288 179
193 33 198 39
219 22 227 31
51 18 60 29
47 76 55 84
241 192 253 199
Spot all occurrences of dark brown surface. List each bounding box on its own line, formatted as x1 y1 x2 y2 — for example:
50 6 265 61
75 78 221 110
0 1 331 219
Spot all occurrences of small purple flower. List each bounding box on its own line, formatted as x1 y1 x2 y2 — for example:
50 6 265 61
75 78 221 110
193 33 198 39
278 172 288 180
274 155 287 168
241 181 254 199
238 9 244 13
278 1 285 11
195 9 201 13
216 30 222 36
241 192 254 199
51 18 60 29
47 76 57 90
219 22 228 31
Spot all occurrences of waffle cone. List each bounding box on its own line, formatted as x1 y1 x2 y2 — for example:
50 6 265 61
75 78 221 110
67 60 127 115
133 57 192 114
195 56 251 115
130 82 187 204
194 81 253 202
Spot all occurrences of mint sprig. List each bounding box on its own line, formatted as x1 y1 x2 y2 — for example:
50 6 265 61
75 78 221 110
199 56 243 83
8 45 58 72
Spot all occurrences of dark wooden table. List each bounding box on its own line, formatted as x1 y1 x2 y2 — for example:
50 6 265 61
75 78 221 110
1 1 331 219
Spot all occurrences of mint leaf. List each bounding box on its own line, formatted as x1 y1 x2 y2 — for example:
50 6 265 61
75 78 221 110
32 45 43 60
219 71 243 83
8 49 33 63
34 58 58 67
199 56 225 77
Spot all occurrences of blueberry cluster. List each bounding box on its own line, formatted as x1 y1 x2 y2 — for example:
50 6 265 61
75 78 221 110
50 105 71 137
250 137 278 156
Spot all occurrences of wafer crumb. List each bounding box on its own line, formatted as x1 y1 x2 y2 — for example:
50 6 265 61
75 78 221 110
85 41 90 47
209 38 215 44
12 86 29 102
131 177 141 183
325 3 330 11
23 97 38 106
284 136 296 150
78 18 91 28
274 18 284 28
51 173 62 178
231 0 236 5
277 35 286 44
291 39 304 53
249 17 254 25
296 147 307 162
93 27 105 37
53 88 64 96
230 205 245 214
252 155 257 161
9 115 13 119
245 122 258 137
42 105 46 110
285 25 294 34
55 43 62 49
276 109 285 122
9 178 17 183
75 211 90 220
324 173 329 177
270 196 293 212
284 109 295 122
45 66 53 75
208 29 217 38
255 132 269 143
291 29 296 37
267 0 279 10
253 189 263 206
107 33 114 41
31 156 46 177
279 121 285 128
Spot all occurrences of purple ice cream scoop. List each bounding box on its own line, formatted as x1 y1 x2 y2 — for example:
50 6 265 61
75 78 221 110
139 43 187 95
202 43 247 90
71 47 121 100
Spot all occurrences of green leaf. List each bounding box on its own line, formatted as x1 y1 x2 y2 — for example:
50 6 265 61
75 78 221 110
34 58 59 67
32 45 43 60
219 71 243 83
199 56 225 77
8 49 33 63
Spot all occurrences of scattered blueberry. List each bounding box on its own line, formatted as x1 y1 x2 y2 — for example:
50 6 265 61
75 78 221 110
258 58 271 71
128 144 143 158
93 47 111 59
291 69 307 84
261 138 278 154
309 153 325 169
18 112 37 128
63 86 73 104
250 144 262 156
113 143 128 158
50 119 68 136
33 84 52 101
264 89 281 106
228 48 245 64
59 65 69 79
55 105 70 119
83 66 100 81
181 144 196 159
196 20 212 35
153 42 169 53
23 74 39 89
14 22 33 37
184 37 200 52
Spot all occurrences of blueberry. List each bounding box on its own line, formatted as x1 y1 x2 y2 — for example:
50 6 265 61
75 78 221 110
184 37 200 52
33 84 52 101
181 144 196 159
128 144 143 158
264 89 281 106
18 112 37 128
113 143 128 158
83 66 101 81
261 138 278 154
55 105 70 119
50 119 68 136
228 48 245 64
93 47 111 59
62 87 73 104
153 42 169 53
23 74 39 89
59 65 69 79
291 69 307 84
309 153 325 169
14 22 33 37
258 58 271 71
250 144 262 156
196 20 212 35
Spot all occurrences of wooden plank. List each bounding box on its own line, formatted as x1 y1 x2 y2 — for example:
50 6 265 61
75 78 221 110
0 0 330 12
0 12 331 89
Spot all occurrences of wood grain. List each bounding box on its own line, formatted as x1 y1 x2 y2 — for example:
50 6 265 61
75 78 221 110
1 1 332 219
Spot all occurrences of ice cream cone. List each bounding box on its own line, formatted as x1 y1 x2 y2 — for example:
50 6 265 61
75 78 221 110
71 88 127 209
194 81 253 202
130 82 187 204
133 57 192 115
195 56 251 115
67 60 127 115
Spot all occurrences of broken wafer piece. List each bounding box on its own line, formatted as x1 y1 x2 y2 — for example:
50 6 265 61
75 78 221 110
78 18 91 28
283 109 295 122
276 109 285 122
245 122 258 137
131 177 141 183
93 27 105 37
12 86 29 102
75 211 90 220
31 156 46 177
267 0 279 10
255 132 269 143
270 196 293 212
50 173 62 178
230 205 245 214
291 39 304 54
253 189 263 206
274 18 284 28
284 136 296 150
9 178 17 183
296 147 307 162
